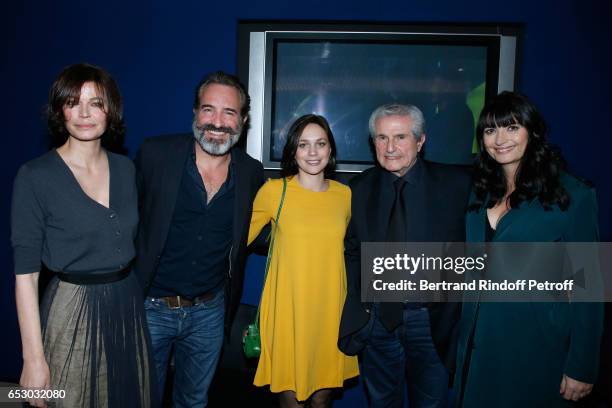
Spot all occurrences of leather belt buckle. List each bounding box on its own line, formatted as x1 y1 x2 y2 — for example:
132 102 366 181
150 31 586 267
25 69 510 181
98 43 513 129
165 296 193 309
158 292 215 309
167 296 181 309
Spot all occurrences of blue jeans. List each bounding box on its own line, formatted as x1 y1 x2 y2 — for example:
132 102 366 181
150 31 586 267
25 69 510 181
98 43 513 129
145 290 224 408
361 306 449 408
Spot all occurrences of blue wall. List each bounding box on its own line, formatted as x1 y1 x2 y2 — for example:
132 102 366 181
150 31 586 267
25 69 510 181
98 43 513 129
2 0 611 404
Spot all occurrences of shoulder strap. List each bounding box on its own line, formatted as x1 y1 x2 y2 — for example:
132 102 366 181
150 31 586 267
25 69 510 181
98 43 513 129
254 177 287 326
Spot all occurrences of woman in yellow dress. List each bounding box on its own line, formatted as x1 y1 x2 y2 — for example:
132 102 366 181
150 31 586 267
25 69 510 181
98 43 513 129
248 114 359 407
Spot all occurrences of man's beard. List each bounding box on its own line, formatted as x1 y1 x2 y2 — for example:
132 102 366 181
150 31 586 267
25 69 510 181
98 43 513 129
192 120 242 156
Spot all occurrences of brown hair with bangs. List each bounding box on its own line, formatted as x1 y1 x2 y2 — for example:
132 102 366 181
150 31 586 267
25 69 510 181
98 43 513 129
47 63 125 151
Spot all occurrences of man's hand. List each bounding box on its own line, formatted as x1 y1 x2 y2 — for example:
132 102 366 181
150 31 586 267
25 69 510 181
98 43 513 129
560 374 593 401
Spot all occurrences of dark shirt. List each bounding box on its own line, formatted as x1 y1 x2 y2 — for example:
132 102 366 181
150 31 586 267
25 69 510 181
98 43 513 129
398 158 427 308
11 150 138 275
149 145 234 298
398 157 425 241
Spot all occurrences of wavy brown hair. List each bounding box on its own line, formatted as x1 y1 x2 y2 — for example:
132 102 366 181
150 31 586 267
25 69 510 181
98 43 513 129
47 63 125 151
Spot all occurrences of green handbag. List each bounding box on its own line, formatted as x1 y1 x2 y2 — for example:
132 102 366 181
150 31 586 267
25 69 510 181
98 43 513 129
243 177 287 359
242 323 261 359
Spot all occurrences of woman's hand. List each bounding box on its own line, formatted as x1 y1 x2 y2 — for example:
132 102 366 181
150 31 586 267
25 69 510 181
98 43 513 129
560 374 593 401
20 357 50 407
15 273 49 407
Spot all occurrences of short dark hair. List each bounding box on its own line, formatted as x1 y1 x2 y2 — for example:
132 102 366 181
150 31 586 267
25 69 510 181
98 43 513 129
192 71 250 118
280 114 337 178
47 63 125 150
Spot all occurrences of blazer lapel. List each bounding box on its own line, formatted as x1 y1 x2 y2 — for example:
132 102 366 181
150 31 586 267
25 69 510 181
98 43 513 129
232 149 247 251
467 206 486 243
157 136 191 252
407 159 429 241
493 199 538 241
366 167 395 242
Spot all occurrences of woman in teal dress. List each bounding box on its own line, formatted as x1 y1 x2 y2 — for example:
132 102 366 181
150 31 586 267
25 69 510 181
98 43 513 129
454 92 603 407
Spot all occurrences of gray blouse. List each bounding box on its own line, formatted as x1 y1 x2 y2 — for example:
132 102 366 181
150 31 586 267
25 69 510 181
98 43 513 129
11 150 138 275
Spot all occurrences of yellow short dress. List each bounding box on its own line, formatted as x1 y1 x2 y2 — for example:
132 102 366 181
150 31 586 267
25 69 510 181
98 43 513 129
248 177 359 401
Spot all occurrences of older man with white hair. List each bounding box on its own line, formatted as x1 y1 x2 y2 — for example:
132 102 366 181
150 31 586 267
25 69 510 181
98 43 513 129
339 103 472 408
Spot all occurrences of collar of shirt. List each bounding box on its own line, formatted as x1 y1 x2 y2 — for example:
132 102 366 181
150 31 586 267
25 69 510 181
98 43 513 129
385 157 424 186
187 142 235 198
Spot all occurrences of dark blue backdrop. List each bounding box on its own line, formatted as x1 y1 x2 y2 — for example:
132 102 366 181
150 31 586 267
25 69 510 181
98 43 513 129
2 0 611 405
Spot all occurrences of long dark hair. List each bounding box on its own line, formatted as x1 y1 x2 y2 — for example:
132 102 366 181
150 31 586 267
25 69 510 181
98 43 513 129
280 114 337 178
470 91 570 211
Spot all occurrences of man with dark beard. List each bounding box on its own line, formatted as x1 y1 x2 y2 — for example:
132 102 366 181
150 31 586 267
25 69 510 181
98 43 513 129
134 71 264 408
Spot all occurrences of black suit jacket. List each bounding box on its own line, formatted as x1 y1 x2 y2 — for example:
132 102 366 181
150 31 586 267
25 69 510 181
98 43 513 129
338 159 471 371
133 134 264 331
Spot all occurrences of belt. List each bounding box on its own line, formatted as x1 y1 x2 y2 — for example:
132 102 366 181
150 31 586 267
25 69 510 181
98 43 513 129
56 267 130 285
154 292 217 309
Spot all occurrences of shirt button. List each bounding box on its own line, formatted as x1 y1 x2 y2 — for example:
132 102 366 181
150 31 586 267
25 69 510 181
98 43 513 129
116 248 121 253
109 213 117 219
197 236 203 241
115 230 121 236
191 261 197 266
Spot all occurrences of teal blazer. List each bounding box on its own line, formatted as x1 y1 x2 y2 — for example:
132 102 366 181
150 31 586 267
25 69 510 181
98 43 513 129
455 174 603 408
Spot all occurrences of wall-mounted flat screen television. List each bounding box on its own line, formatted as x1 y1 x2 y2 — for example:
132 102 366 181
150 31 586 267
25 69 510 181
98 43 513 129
238 22 521 172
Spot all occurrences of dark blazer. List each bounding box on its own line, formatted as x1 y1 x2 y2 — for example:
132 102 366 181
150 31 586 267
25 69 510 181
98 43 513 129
338 159 471 371
454 174 603 407
133 134 264 331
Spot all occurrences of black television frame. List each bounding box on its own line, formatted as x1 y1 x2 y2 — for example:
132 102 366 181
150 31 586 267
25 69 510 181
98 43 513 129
237 21 522 172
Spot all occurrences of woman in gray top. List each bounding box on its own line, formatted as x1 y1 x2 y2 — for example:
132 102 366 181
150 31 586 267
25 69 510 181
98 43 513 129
11 63 157 407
